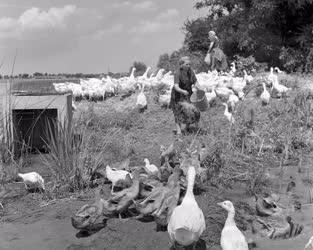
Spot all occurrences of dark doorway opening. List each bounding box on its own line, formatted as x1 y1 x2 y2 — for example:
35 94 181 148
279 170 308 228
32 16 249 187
12 109 57 154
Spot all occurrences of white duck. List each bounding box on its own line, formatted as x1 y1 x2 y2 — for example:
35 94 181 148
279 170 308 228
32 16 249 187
222 103 235 124
143 158 159 175
138 67 151 83
260 82 270 105
230 76 247 94
218 200 248 250
243 70 253 83
18 172 45 191
272 77 290 95
105 165 132 194
163 71 172 78
168 165 205 249
237 91 245 100
268 67 278 90
72 102 77 111
161 70 174 83
129 67 136 83
230 62 236 76
136 82 147 111
274 66 283 74
205 86 217 103
215 87 235 99
227 94 239 110
158 87 172 108
155 68 165 81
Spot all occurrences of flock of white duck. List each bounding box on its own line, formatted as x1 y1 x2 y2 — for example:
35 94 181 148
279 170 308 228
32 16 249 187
5 64 303 249
53 63 291 125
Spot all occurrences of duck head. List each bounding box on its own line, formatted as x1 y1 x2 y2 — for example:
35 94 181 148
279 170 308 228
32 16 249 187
217 200 235 213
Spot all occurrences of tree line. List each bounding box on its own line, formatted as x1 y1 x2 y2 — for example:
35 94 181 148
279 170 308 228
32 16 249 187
158 0 313 73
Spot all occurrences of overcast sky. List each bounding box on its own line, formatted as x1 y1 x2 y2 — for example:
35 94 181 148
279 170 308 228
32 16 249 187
0 0 207 74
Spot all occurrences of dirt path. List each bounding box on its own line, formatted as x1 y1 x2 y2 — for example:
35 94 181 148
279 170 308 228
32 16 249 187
0 196 171 250
1 193 312 250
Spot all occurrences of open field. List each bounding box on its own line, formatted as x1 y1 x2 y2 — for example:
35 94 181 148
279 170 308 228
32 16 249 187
0 73 313 250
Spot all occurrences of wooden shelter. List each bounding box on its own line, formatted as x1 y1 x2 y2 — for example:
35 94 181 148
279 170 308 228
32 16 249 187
1 79 78 153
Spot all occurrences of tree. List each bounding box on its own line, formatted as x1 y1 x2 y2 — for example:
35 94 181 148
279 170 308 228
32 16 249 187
184 0 313 71
157 53 171 71
33 72 43 77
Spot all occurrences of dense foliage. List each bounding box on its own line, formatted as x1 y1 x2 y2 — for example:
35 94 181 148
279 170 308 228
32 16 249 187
183 0 313 72
157 47 208 73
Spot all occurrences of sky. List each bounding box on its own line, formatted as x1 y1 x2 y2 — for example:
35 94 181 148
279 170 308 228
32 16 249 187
0 0 208 74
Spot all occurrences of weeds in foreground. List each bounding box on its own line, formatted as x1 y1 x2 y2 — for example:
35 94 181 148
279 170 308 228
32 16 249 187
40 106 138 197
40 113 121 196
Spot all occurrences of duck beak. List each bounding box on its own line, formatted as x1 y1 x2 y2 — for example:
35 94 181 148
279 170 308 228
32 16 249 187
217 202 222 207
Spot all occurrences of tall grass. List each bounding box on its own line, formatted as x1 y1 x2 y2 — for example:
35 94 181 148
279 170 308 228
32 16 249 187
40 113 122 194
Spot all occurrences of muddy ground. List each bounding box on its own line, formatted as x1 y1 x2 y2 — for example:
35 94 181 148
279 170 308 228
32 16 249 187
1 89 313 250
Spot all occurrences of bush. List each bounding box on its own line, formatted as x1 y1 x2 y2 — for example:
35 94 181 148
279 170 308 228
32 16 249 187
157 48 208 73
279 47 306 73
233 55 265 74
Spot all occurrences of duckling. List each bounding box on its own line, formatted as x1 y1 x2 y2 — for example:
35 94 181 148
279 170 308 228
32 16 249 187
105 165 132 194
136 82 147 112
143 158 159 176
222 103 235 124
17 172 45 191
217 200 248 250
167 166 205 249
260 82 270 105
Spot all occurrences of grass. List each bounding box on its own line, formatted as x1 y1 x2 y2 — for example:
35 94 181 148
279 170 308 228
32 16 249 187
2 73 313 248
2 73 313 200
